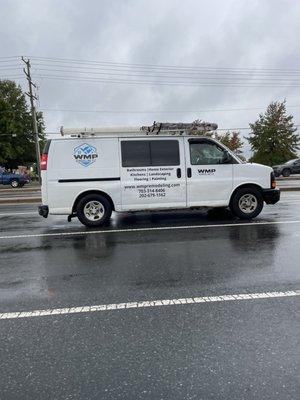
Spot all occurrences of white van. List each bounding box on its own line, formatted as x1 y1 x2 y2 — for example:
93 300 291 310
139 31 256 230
38 124 280 227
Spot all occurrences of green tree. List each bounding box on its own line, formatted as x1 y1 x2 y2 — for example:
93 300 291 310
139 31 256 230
215 130 244 158
247 101 299 166
0 79 45 169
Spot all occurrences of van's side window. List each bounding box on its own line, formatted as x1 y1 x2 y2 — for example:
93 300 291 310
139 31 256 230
190 141 229 165
121 141 151 167
121 140 180 167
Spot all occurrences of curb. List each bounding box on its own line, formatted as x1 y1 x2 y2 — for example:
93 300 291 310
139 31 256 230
0 190 41 196
0 188 41 194
277 177 300 181
0 197 41 204
278 187 300 192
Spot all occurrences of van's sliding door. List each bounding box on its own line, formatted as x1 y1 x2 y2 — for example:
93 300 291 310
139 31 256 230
120 137 186 211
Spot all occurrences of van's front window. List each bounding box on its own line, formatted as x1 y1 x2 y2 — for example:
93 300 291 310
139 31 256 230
190 142 227 165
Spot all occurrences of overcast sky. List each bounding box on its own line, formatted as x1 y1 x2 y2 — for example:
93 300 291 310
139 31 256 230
1 0 300 156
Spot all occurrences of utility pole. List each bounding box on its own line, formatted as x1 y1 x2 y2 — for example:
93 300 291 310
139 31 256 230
22 57 41 184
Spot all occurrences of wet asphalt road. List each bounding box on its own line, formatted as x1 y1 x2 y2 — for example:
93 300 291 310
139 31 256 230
0 193 300 400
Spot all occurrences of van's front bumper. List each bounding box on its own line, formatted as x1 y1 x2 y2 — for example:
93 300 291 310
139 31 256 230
38 205 49 218
263 189 280 204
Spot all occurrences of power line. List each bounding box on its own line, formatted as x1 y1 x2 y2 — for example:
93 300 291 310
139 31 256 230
31 67 300 82
31 67 300 79
0 75 24 79
32 74 300 87
28 56 300 73
29 61 300 77
0 66 22 70
18 55 300 87
38 104 300 114
0 56 20 62
2 104 300 115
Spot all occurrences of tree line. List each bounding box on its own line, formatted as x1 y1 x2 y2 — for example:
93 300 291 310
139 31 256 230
0 79 299 168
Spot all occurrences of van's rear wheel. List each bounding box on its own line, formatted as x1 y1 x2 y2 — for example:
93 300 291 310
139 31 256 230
230 187 263 219
76 194 112 227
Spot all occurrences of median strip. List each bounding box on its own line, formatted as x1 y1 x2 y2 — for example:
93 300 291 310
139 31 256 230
0 290 298 320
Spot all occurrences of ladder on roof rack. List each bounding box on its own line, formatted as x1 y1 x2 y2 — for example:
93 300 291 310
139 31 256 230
141 120 218 135
60 120 218 137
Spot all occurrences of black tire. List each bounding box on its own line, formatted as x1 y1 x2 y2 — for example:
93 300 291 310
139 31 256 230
76 194 112 227
282 168 291 177
10 179 19 188
230 187 264 219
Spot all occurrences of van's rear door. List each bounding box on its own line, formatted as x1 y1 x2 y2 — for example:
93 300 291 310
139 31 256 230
119 137 186 211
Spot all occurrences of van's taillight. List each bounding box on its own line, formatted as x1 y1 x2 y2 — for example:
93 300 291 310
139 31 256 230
271 171 276 189
40 153 48 170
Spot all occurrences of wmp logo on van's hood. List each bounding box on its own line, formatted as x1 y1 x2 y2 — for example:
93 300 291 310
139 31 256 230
73 143 98 167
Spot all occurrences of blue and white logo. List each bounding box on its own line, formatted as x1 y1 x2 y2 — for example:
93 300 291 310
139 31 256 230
73 143 98 167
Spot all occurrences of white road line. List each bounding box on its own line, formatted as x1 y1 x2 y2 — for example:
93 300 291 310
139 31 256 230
0 290 299 320
1 219 300 240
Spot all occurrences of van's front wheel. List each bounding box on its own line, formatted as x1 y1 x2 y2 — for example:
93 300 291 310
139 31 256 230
76 194 112 227
230 187 263 219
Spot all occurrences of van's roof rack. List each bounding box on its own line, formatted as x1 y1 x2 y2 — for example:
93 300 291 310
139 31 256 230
60 120 218 138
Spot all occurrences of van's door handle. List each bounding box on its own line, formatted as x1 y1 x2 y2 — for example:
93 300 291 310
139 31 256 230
177 168 181 178
187 167 192 178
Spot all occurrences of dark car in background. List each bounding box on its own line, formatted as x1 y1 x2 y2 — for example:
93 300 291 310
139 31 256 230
272 158 300 177
0 170 30 188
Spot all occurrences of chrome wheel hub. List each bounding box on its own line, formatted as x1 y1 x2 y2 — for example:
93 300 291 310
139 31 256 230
238 194 258 214
84 201 105 221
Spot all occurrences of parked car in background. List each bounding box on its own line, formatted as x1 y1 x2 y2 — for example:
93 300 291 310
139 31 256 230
272 158 300 177
0 169 30 188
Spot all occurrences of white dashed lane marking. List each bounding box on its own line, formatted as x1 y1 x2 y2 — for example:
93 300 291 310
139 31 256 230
0 290 299 320
1 219 300 240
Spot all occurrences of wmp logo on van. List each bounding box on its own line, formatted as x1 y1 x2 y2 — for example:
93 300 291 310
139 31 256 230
73 143 98 167
198 168 216 175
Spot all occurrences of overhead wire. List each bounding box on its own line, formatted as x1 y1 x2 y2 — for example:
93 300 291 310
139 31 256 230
28 61 300 76
39 105 300 114
31 67 300 82
31 74 300 87
27 56 300 73
0 55 298 87
1 56 299 134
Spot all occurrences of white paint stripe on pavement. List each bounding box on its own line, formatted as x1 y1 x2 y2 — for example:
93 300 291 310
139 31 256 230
1 219 300 240
0 290 299 320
